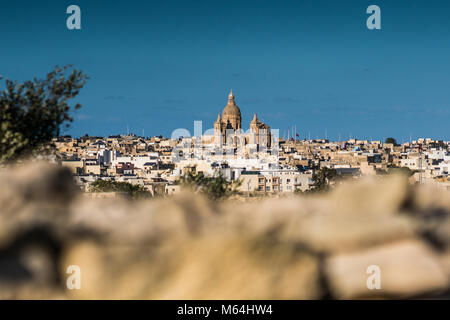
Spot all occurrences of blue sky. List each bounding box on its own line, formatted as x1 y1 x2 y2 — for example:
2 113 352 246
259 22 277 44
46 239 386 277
0 0 449 141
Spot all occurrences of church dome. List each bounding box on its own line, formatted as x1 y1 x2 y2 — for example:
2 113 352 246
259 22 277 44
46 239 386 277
222 90 241 117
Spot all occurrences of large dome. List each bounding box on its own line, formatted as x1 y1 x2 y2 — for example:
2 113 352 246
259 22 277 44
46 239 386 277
222 90 241 117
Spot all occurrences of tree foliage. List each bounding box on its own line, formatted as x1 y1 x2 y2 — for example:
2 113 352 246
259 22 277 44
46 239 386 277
384 137 398 146
89 179 151 200
386 166 415 177
0 65 88 162
308 167 340 193
178 171 242 201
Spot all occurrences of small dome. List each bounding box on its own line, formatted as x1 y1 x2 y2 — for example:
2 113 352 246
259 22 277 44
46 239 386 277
222 90 241 117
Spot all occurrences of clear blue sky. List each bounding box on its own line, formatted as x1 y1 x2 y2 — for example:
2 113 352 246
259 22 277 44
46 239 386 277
1 0 449 141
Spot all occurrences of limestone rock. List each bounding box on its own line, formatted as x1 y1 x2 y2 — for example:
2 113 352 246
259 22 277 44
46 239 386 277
325 239 449 299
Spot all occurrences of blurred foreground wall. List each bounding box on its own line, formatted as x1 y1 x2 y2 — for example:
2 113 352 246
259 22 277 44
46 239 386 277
0 163 450 299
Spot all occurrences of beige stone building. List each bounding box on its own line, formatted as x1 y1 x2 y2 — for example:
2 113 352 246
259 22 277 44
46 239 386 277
239 170 313 193
61 159 83 174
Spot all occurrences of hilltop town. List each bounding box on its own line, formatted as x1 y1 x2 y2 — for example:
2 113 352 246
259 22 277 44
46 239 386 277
53 92 450 197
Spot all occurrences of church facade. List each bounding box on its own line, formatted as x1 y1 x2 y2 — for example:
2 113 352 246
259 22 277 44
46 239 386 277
213 91 271 149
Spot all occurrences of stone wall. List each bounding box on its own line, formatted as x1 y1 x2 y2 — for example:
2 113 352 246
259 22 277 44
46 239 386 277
0 162 449 299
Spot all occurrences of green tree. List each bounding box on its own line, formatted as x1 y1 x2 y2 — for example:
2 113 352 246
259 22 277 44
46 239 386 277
386 166 415 177
430 141 448 150
308 167 339 193
0 65 88 162
178 171 242 201
384 137 398 146
89 180 151 200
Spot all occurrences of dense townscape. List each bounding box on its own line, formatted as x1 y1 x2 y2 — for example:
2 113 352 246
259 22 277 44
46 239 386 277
54 134 450 197
53 93 450 197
